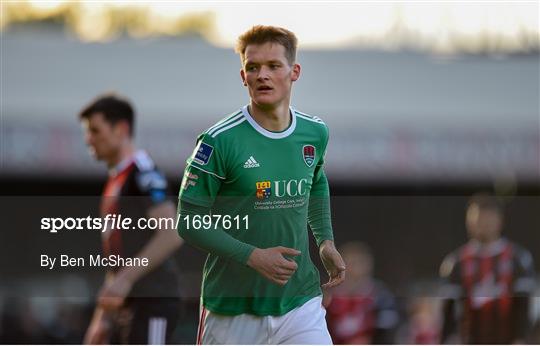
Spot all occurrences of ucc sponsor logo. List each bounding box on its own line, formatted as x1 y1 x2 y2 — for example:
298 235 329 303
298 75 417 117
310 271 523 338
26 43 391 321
256 178 309 199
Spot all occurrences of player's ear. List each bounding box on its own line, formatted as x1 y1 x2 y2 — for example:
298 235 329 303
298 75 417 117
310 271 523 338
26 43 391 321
291 63 301 82
114 120 131 138
240 69 247 86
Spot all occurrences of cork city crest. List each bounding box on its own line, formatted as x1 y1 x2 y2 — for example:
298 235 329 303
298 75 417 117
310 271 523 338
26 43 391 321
302 145 316 167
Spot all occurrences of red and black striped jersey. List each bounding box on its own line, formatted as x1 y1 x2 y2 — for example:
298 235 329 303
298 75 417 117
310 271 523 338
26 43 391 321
440 238 535 344
100 150 180 298
326 280 399 344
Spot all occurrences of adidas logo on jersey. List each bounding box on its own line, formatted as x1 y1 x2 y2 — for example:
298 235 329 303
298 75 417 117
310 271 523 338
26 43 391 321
243 156 260 168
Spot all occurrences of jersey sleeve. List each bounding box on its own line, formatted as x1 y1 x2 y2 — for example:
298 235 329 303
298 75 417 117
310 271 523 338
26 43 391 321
177 133 255 264
513 245 536 294
439 251 462 296
135 168 169 206
439 251 462 343
512 245 536 340
308 124 334 246
373 282 400 344
176 199 255 264
312 124 329 186
179 133 226 207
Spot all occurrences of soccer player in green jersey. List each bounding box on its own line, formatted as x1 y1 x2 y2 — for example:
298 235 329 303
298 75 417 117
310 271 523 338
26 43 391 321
177 25 346 344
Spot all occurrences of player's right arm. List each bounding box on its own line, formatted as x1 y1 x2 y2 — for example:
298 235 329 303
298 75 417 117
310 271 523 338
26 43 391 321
84 272 114 344
177 200 254 264
177 134 299 285
439 252 462 343
178 200 300 285
83 307 112 344
511 246 536 343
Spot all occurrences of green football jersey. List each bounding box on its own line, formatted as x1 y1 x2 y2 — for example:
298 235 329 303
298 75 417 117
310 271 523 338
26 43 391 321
179 105 333 316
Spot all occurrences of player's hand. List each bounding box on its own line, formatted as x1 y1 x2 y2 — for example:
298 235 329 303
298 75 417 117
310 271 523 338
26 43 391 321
247 246 301 286
321 289 333 308
319 240 346 289
97 273 133 311
83 311 111 344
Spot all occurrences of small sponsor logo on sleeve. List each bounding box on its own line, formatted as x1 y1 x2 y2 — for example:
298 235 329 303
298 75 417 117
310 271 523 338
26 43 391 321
181 172 199 190
193 142 214 165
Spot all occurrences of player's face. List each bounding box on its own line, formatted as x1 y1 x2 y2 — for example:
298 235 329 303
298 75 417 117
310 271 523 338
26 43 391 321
240 42 300 109
466 204 503 243
81 113 124 164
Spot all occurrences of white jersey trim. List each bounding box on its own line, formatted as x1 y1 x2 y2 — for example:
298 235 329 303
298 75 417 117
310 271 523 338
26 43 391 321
295 111 325 124
133 150 155 171
207 111 243 136
148 317 167 345
189 164 226 180
110 150 154 176
242 105 296 139
211 117 246 138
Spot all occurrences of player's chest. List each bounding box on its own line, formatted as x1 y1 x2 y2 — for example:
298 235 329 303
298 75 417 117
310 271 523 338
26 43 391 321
100 168 133 214
224 140 319 195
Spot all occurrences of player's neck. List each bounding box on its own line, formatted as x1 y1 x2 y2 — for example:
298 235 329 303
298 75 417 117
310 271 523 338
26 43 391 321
248 101 291 132
477 237 500 246
107 143 135 170
471 235 502 249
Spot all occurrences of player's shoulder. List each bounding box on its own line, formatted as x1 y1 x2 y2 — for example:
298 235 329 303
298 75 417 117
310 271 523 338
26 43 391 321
132 150 155 172
507 239 534 270
185 109 246 169
200 108 247 141
131 150 168 193
507 239 530 255
294 109 327 127
293 108 329 138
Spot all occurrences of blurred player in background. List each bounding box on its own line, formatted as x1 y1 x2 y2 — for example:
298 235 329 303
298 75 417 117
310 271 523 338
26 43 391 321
532 295 540 343
325 242 399 344
79 94 183 344
396 297 442 344
177 26 346 344
439 193 536 344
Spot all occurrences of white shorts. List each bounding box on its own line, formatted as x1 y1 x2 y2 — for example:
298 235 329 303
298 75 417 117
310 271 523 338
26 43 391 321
197 296 333 345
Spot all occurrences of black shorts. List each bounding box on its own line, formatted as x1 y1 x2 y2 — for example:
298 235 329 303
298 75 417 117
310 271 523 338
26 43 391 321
109 298 181 344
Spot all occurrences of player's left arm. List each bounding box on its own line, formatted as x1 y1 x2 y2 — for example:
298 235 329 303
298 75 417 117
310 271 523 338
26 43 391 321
372 284 400 344
98 172 183 310
98 201 183 310
439 252 461 343
308 128 345 289
512 246 536 343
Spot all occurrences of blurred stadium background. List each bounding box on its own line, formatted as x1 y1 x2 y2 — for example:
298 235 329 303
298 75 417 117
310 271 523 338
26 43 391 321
1 1 539 344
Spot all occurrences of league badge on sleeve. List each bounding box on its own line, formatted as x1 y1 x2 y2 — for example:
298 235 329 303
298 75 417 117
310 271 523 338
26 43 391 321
302 145 316 167
193 142 214 165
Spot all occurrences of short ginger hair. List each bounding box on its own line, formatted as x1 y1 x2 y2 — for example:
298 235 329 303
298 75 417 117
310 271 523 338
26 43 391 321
235 25 298 66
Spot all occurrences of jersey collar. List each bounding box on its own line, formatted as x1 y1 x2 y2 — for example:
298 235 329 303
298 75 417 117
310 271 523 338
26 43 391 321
109 149 146 177
467 237 508 257
241 105 296 139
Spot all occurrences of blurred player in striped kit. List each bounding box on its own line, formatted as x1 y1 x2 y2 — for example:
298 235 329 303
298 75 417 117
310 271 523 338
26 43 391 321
79 94 183 344
440 193 536 343
325 242 399 344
